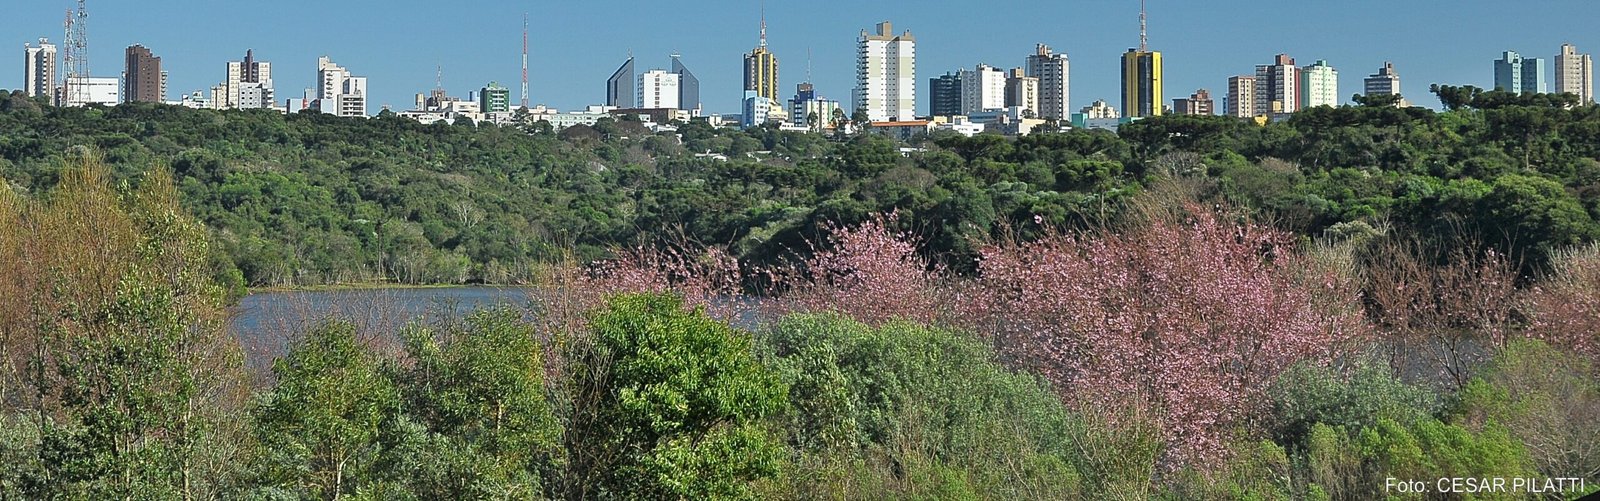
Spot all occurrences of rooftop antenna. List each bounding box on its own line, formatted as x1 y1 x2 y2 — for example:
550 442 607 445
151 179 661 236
522 13 530 108
806 47 813 82
1139 0 1148 51
759 2 767 47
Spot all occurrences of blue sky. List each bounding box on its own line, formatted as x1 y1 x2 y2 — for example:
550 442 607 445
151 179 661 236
4 0 1599 115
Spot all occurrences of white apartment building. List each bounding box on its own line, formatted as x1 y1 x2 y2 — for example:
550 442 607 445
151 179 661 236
854 21 916 122
1026 44 1069 121
1226 75 1256 118
637 69 681 109
1300 60 1338 108
1556 43 1594 104
24 39 57 100
960 64 1006 115
317 56 368 117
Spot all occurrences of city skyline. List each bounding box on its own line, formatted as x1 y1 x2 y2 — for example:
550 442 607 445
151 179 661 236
5 0 1600 115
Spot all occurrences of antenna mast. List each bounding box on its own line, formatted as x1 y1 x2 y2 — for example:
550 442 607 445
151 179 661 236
1139 0 1148 52
62 0 89 105
759 3 767 47
522 14 530 108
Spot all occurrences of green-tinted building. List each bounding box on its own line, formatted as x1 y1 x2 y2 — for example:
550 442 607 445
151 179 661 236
480 81 511 113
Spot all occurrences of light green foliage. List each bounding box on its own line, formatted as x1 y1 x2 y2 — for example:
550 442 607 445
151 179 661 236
251 321 400 499
394 307 561 498
1457 339 1600 484
562 293 786 500
1268 358 1438 447
760 314 1087 500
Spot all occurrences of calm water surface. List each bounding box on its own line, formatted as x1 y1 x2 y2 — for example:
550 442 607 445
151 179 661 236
229 287 534 371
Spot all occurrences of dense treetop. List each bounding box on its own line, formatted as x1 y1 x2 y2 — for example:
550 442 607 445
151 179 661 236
3 88 1599 286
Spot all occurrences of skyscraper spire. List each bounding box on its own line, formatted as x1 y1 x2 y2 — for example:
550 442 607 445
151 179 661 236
759 2 768 47
1139 0 1148 52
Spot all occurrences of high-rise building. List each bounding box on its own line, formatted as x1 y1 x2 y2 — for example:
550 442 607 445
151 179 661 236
1299 59 1338 109
854 21 916 122
222 50 273 109
790 82 843 132
1173 89 1213 116
670 54 700 114
960 64 1006 115
1225 75 1256 118
480 82 510 113
316 56 367 117
1364 62 1401 97
1255 54 1299 115
743 15 780 105
607 56 635 108
929 71 962 116
1494 51 1547 95
1555 44 1594 104
1005 68 1040 118
24 39 58 100
1121 48 1163 118
124 44 163 103
1027 44 1070 121
638 69 680 109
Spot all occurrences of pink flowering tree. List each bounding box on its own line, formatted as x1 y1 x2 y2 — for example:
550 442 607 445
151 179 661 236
769 215 953 327
972 206 1366 467
1522 243 1600 363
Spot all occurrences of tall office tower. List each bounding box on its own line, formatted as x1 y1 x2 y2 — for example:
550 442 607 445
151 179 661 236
1494 51 1547 95
1254 54 1299 115
124 44 162 103
1026 44 1070 121
637 69 680 109
607 56 634 108
224 49 274 109
480 81 510 113
1364 62 1401 97
929 71 962 116
671 54 700 113
743 13 780 104
854 21 916 122
1005 68 1040 118
960 64 1006 114
1172 89 1213 116
24 39 58 99
1299 59 1338 108
1555 44 1594 104
1225 75 1256 118
1120 0 1162 118
317 56 367 117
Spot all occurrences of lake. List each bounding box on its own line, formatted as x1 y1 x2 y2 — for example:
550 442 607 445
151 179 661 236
230 286 535 372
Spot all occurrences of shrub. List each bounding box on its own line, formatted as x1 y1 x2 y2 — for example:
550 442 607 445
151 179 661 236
1457 339 1600 483
760 314 1088 499
559 293 786 500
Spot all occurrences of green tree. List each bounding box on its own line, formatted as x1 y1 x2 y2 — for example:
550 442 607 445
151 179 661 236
252 322 400 499
394 308 562 498
561 293 786 500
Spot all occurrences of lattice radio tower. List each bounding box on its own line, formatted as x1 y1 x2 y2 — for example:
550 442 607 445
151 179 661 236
521 14 529 108
62 0 89 106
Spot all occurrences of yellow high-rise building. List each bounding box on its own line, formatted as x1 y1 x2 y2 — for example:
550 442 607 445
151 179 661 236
1121 49 1163 118
743 16 780 104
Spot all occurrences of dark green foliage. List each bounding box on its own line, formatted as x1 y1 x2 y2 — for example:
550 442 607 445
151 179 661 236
562 293 786 500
